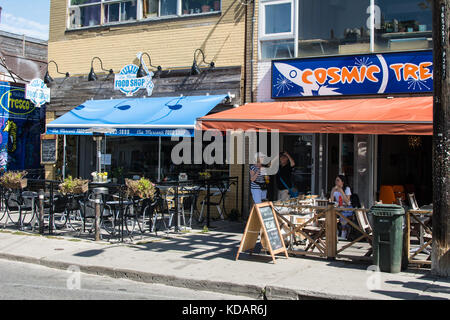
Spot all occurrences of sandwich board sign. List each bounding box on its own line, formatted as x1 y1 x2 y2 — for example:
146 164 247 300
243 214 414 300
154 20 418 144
236 202 288 263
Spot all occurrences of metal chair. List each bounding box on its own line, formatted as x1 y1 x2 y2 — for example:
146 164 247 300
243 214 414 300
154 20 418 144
198 181 229 222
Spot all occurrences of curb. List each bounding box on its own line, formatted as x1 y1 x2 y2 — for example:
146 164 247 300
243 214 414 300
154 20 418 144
0 252 370 300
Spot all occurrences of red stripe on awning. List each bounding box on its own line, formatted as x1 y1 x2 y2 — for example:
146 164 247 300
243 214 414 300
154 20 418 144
198 96 433 135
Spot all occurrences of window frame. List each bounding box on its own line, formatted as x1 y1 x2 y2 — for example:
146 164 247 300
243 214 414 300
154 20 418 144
67 0 222 30
260 0 295 39
259 0 297 60
103 0 139 24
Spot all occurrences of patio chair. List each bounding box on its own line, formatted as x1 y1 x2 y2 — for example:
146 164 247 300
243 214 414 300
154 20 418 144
178 185 202 229
355 207 373 256
78 192 113 236
3 190 37 230
198 181 229 222
407 192 431 254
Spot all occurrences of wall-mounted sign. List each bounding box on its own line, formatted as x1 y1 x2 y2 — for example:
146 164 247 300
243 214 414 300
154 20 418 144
0 85 36 116
114 64 154 97
272 50 433 98
40 134 57 164
26 78 50 107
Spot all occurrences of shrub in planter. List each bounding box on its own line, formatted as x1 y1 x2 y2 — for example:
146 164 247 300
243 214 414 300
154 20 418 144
0 171 28 189
59 176 89 195
125 178 156 199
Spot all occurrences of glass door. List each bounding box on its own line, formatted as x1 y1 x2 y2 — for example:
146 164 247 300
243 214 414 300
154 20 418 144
283 134 314 195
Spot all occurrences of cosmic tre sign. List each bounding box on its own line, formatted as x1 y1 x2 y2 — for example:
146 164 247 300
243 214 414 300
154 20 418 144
271 50 433 98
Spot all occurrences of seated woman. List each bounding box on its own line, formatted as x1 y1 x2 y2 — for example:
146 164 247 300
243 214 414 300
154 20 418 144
329 174 352 240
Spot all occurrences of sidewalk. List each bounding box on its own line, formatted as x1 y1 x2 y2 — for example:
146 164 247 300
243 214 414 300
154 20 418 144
0 222 449 300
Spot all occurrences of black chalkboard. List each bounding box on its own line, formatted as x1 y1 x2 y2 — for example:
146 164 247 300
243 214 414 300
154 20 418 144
259 205 283 251
41 138 57 164
236 202 288 263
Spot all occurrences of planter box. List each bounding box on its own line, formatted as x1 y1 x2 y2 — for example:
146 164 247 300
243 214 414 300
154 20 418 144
72 183 89 194
2 178 27 190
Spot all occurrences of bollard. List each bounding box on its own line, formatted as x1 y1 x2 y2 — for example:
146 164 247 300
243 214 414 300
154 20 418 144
49 182 54 234
38 189 44 234
94 193 101 241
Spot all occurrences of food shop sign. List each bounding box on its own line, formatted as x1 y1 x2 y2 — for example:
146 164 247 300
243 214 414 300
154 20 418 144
114 64 154 97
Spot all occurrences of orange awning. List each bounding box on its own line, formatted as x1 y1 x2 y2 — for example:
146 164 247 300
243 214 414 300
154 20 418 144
198 96 433 135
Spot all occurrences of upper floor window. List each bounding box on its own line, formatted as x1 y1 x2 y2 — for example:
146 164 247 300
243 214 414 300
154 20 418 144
68 0 221 29
143 0 221 17
259 0 432 60
259 0 295 59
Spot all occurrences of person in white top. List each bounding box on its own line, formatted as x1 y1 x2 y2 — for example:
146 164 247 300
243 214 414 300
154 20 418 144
329 174 352 240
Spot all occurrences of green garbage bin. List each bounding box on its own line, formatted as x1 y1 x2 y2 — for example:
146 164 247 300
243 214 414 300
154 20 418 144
370 204 405 273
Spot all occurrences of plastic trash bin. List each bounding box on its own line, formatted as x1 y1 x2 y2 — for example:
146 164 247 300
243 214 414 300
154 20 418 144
371 204 405 273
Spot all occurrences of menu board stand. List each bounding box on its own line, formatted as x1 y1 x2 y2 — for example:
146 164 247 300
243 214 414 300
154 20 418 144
236 202 288 263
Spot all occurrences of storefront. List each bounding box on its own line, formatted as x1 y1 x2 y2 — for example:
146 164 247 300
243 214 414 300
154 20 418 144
45 66 241 183
201 50 433 209
0 81 43 172
220 0 435 212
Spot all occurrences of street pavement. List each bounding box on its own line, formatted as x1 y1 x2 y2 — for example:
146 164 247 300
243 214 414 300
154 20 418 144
0 259 251 300
0 222 449 300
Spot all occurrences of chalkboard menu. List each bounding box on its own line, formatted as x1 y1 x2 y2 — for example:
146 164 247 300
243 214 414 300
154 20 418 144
40 135 57 164
259 205 283 251
236 202 288 263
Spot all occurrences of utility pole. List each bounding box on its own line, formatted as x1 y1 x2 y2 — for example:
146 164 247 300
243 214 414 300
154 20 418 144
432 0 450 277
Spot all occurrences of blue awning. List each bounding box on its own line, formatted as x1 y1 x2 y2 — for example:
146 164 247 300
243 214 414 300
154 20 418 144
46 95 227 137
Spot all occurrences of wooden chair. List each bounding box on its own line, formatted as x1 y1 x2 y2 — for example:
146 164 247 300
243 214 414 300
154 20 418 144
354 208 373 256
407 193 419 210
407 192 432 253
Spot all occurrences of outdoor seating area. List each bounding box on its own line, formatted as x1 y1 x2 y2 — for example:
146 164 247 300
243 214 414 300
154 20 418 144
0 176 239 243
0 170 434 270
272 194 434 268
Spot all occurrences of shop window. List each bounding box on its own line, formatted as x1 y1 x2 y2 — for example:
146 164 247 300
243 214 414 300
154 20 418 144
374 0 432 52
298 0 370 57
261 39 294 59
295 0 432 58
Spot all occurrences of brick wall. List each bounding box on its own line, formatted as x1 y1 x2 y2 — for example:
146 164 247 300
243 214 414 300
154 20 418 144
49 0 246 75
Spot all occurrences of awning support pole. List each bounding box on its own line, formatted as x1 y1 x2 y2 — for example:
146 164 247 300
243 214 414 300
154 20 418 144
63 135 66 180
158 136 161 182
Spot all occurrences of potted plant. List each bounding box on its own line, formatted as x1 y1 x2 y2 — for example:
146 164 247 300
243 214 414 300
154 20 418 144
0 170 28 189
201 0 211 12
199 171 211 180
125 177 156 199
59 176 89 195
